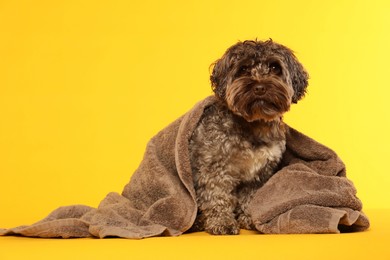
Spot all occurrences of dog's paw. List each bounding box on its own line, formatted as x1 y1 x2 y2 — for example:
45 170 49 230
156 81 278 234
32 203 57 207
205 219 240 235
209 224 240 235
237 213 255 230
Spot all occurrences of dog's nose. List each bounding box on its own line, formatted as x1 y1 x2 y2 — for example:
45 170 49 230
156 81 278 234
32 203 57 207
254 85 267 95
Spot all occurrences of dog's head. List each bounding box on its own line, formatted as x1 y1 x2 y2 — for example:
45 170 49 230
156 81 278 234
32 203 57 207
210 39 308 122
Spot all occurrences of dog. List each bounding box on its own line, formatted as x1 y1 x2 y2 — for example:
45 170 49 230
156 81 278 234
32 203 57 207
189 39 309 235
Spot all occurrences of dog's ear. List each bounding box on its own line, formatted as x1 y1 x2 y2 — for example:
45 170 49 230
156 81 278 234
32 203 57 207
284 51 309 103
210 54 231 99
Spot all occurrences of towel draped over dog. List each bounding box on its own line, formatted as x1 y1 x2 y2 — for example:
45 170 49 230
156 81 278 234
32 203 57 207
0 96 369 238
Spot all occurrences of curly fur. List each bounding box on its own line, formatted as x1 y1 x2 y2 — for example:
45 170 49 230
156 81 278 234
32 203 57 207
189 39 309 235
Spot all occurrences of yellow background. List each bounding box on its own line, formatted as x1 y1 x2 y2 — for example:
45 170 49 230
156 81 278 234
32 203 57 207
1 0 389 233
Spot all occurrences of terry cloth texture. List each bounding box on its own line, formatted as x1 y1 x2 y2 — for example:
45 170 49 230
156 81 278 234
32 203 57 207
0 96 369 238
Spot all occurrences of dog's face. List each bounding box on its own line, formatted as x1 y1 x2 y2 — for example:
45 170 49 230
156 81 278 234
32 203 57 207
210 40 308 122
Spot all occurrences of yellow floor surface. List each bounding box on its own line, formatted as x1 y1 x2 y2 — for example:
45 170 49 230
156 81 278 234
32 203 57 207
0 209 389 260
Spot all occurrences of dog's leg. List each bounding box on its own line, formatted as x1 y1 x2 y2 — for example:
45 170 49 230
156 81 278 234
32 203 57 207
195 171 240 235
235 181 261 230
236 162 279 230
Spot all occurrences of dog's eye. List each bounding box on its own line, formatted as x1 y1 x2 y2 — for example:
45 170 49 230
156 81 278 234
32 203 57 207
269 62 282 75
240 66 250 72
236 66 250 76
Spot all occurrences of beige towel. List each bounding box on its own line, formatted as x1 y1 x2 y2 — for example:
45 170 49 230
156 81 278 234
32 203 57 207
0 96 369 238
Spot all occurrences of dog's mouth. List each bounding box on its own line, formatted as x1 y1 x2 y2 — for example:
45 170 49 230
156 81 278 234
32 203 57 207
256 100 280 112
226 78 292 122
244 98 290 122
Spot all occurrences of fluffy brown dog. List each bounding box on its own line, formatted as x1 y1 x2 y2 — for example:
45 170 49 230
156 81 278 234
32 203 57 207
189 39 309 235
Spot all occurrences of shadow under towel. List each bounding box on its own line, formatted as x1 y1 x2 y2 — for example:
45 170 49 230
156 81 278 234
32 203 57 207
0 96 369 238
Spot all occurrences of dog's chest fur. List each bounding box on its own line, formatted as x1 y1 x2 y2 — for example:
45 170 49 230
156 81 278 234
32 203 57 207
190 102 286 186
